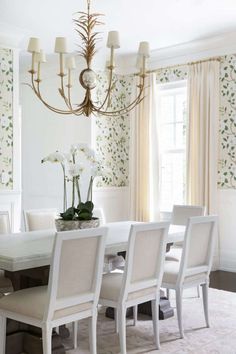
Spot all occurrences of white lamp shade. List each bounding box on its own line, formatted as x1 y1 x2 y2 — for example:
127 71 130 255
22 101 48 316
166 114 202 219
138 41 150 58
107 31 120 49
35 50 46 63
54 37 68 54
27 38 40 53
65 56 76 70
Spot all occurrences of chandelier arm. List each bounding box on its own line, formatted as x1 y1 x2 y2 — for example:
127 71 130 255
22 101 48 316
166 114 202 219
67 87 87 115
66 85 91 116
30 74 74 115
93 97 145 117
58 75 78 112
94 88 145 117
95 95 145 117
93 77 145 116
96 67 114 110
67 86 76 111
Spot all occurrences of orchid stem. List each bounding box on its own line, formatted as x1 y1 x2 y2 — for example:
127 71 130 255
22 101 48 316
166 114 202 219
72 177 75 208
61 163 67 212
86 176 93 202
76 177 81 204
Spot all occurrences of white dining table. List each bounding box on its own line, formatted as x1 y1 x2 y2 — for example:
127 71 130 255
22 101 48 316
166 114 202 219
0 221 185 272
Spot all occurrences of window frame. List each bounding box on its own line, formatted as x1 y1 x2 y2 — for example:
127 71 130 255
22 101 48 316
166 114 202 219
157 80 187 213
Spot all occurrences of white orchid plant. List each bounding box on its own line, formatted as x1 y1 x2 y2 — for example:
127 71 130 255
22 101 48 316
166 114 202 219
41 144 102 221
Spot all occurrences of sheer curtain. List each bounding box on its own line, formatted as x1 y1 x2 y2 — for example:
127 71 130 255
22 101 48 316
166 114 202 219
187 59 220 214
129 73 160 221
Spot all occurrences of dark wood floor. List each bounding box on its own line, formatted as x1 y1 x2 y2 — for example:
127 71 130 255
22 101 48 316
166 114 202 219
210 270 236 292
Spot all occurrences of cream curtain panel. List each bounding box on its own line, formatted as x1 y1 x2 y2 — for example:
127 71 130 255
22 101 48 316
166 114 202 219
187 60 220 214
129 74 160 221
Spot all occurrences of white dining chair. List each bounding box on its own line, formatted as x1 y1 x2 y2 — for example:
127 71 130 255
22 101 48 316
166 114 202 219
0 227 107 354
0 212 11 235
24 208 58 231
162 215 217 339
165 205 205 298
99 222 169 353
0 212 13 296
171 205 206 226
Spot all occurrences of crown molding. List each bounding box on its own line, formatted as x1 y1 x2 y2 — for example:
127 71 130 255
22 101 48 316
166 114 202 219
0 22 27 49
118 31 236 74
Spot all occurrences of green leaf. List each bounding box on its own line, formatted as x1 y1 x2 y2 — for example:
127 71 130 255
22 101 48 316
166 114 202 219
60 207 76 220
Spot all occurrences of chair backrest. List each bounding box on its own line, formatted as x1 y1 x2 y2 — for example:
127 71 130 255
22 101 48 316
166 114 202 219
24 208 58 231
171 205 205 226
93 208 106 226
0 212 11 234
120 222 169 302
178 215 218 284
45 227 107 321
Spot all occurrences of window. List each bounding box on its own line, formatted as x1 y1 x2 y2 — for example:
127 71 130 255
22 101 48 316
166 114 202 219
157 81 187 212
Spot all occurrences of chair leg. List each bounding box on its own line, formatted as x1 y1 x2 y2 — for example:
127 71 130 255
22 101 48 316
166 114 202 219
42 324 52 354
114 308 119 333
73 321 78 349
166 289 170 299
89 313 97 354
202 283 210 328
151 299 161 350
176 288 184 339
0 316 6 354
197 285 201 298
133 305 138 326
118 305 127 354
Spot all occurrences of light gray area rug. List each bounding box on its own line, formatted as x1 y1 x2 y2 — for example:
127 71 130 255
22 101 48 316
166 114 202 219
64 288 236 354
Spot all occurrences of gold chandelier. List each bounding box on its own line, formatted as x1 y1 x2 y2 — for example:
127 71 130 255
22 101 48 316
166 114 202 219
27 0 150 117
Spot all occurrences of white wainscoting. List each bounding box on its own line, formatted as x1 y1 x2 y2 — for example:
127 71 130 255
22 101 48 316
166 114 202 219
93 187 129 223
0 191 21 232
218 189 236 272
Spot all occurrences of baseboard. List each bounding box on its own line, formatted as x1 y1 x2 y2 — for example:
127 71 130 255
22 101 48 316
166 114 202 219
219 251 236 272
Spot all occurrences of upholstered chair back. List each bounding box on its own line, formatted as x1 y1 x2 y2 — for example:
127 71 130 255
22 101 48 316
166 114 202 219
178 216 217 283
120 222 169 301
24 209 57 231
45 227 107 321
93 208 106 225
172 205 205 226
0 212 11 234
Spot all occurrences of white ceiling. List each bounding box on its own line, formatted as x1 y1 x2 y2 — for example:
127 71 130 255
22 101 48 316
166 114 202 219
1 0 236 59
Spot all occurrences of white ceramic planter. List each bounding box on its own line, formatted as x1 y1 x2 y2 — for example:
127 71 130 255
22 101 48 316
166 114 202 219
55 218 100 231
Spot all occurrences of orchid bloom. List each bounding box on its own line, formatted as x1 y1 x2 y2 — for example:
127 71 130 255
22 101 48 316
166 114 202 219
42 144 100 213
68 163 84 178
41 151 65 164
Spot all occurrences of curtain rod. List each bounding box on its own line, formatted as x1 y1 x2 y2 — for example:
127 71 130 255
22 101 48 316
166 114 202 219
134 56 222 76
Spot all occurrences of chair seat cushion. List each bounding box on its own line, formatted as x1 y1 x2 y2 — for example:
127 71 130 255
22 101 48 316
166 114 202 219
165 247 182 262
162 261 207 285
100 272 156 302
0 286 92 320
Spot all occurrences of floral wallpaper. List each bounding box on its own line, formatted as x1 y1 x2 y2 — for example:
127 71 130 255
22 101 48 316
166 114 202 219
156 65 188 83
94 72 134 187
94 57 236 190
0 48 13 190
218 54 236 188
